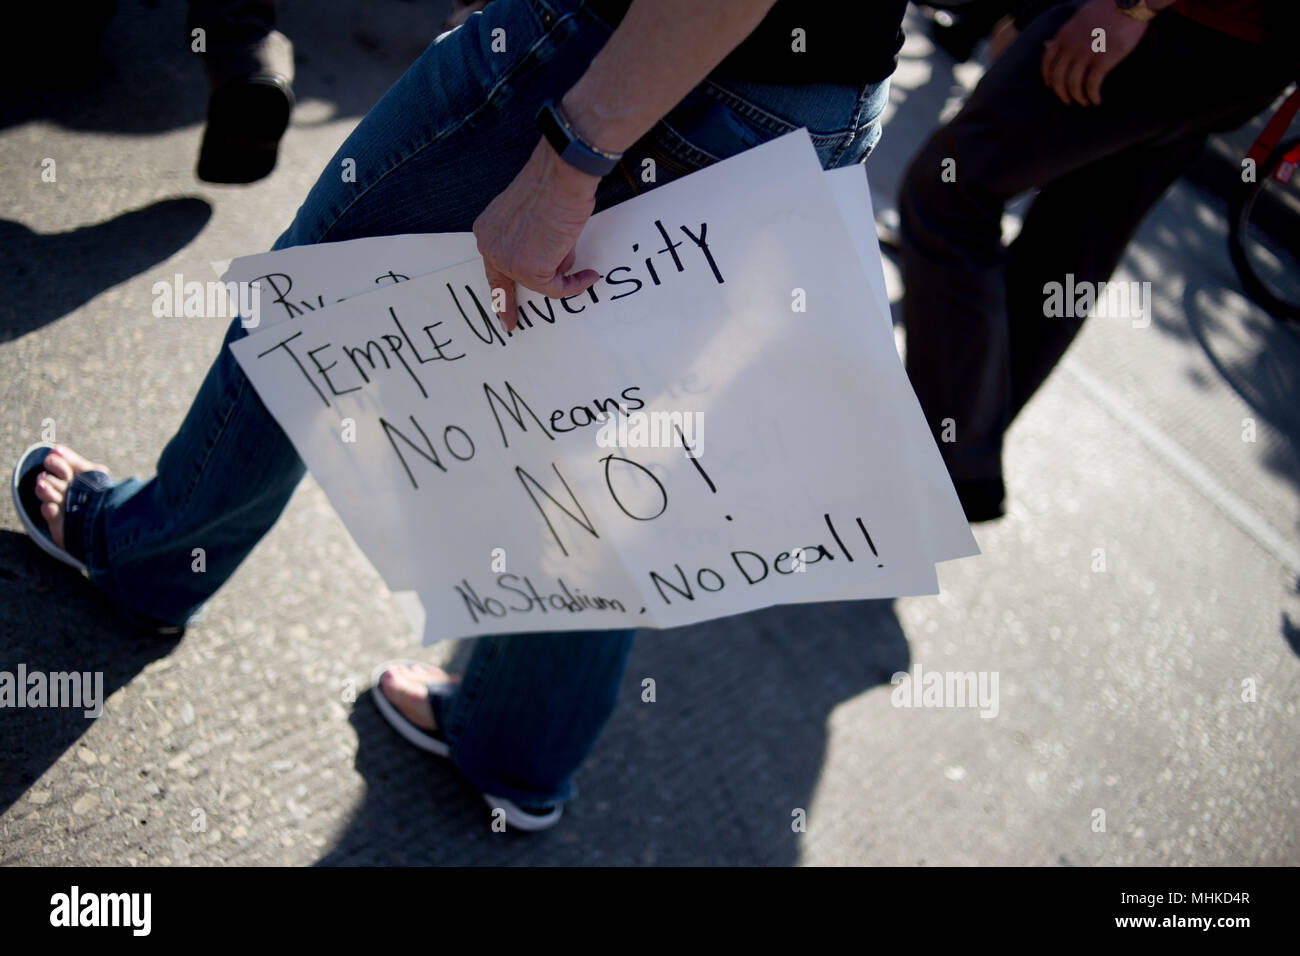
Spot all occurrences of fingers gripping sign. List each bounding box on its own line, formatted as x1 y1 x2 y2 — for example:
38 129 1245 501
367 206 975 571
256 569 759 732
473 138 603 333
1040 0 1151 107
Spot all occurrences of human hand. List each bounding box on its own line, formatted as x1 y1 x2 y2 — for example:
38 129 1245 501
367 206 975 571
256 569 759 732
472 138 602 333
1041 0 1149 106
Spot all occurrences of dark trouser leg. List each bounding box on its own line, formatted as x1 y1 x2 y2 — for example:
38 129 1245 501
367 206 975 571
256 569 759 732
1003 134 1207 418
187 0 292 89
899 3 1293 507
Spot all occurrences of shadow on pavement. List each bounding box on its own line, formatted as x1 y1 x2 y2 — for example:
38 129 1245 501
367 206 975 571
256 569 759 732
0 530 181 818
316 598 910 865
1181 275 1300 658
1182 276 1300 444
1284 575 1300 658
0 197 212 342
1283 609 1300 657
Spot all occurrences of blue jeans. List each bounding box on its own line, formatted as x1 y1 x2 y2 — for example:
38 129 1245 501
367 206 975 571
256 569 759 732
75 0 889 809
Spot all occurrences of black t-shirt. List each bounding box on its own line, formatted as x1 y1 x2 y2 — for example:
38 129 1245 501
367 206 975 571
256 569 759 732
587 0 909 85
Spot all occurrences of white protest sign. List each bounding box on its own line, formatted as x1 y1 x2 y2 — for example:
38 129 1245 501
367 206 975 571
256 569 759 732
224 167 946 629
822 164 975 566
787 165 941 605
225 165 948 607
230 131 976 640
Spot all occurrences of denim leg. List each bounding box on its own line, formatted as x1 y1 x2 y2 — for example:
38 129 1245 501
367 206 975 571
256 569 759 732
438 628 636 808
84 0 614 626
84 316 306 629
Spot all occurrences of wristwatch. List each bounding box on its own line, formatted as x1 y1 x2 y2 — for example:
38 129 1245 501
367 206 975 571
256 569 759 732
1114 0 1157 22
536 100 623 177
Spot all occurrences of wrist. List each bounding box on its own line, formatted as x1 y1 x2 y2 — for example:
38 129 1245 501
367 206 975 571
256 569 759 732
533 137 601 197
537 98 625 181
558 91 639 156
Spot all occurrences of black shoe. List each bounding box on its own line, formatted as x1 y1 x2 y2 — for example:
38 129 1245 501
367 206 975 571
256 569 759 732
955 477 1006 523
196 74 293 184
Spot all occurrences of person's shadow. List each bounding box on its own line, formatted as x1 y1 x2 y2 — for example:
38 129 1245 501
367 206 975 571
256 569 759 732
0 529 180 818
315 597 910 865
0 198 212 342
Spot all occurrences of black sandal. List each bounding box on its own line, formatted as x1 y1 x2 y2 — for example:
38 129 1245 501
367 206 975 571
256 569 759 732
11 443 106 575
11 443 189 637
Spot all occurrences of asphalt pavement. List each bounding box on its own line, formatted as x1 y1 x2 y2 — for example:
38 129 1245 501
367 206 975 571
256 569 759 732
1 2 1296 865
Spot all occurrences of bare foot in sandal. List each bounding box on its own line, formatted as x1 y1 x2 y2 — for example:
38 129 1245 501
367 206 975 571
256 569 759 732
32 445 110 550
378 663 459 731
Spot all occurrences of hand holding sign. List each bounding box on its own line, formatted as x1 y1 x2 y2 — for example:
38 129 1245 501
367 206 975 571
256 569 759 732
473 140 602 332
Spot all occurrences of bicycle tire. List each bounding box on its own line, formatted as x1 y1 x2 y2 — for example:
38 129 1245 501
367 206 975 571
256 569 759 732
1228 134 1300 325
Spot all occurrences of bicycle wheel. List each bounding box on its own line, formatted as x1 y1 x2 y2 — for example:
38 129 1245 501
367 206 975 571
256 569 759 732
1229 134 1300 325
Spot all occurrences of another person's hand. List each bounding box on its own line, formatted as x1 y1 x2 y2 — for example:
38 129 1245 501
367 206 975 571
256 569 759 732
1041 0 1149 106
473 0 782 331
472 140 602 332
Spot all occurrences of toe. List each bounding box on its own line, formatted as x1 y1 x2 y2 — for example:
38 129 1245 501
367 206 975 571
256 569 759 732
36 472 67 503
384 668 421 696
379 667 417 699
40 501 60 524
390 663 422 683
395 662 457 685
44 453 73 481
52 445 108 477
381 670 438 730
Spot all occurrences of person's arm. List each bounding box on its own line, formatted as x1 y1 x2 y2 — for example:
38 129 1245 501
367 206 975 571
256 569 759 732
1040 0 1180 106
473 0 778 331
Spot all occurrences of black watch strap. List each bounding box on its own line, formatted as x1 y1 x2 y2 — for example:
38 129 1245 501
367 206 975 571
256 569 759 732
536 100 623 178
